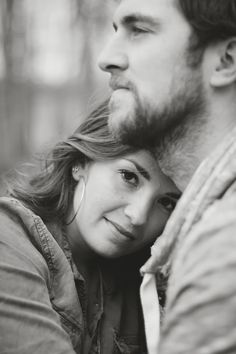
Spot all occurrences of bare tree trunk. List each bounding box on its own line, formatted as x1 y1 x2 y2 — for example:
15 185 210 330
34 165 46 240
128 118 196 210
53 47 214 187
0 0 32 173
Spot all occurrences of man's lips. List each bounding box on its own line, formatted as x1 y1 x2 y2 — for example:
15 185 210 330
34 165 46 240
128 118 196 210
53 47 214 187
109 78 130 91
104 217 136 240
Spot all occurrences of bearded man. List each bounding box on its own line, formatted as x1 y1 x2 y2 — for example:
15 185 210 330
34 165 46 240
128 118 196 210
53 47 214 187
98 0 236 353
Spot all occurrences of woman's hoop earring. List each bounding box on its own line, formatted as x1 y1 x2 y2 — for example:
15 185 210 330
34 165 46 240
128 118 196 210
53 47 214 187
65 176 86 225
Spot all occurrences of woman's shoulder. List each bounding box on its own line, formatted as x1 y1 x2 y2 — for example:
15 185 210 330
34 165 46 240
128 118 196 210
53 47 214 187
0 196 50 274
0 196 41 236
0 196 72 280
0 195 35 216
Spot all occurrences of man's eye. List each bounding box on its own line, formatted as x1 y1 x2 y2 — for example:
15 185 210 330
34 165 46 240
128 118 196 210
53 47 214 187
157 196 177 213
119 169 139 187
130 26 148 36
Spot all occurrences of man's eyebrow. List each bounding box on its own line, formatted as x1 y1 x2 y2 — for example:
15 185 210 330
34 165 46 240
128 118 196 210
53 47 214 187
114 14 160 29
125 159 150 180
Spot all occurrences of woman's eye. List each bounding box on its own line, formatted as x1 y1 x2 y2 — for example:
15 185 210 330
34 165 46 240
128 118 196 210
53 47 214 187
157 196 177 213
119 169 139 187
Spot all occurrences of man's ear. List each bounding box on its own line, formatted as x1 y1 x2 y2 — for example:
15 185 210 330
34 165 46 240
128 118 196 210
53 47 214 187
210 38 236 87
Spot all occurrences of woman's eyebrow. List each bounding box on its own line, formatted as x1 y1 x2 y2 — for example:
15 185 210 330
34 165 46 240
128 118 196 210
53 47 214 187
125 159 150 180
165 192 182 200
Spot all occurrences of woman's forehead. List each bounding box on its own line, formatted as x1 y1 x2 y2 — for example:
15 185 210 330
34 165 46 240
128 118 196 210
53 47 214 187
123 149 158 168
123 150 179 191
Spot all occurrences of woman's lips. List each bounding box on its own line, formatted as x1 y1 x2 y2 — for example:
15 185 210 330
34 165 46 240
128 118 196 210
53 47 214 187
104 217 136 240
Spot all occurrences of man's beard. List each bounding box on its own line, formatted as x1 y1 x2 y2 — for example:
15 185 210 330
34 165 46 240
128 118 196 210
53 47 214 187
108 70 206 151
108 63 208 190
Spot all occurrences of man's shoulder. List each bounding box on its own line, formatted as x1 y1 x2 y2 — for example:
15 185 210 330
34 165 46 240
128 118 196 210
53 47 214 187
203 181 236 228
177 182 236 267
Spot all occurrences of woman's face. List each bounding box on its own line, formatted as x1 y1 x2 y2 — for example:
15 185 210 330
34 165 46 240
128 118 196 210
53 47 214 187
69 150 180 259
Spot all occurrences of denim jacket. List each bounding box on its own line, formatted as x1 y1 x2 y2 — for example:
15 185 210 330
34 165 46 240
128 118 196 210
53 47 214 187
0 197 147 354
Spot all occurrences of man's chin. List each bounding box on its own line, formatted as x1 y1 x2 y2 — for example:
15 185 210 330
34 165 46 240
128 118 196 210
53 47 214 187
109 88 133 109
108 110 155 148
108 94 137 140
108 92 159 148
108 109 131 141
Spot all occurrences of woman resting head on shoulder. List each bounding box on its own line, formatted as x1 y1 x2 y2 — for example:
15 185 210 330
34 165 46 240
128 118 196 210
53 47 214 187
0 101 180 354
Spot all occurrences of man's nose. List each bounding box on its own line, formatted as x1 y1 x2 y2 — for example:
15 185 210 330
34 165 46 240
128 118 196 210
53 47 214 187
98 37 128 73
124 199 152 227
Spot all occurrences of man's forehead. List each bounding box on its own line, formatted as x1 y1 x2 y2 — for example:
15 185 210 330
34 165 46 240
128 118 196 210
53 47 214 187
112 0 190 35
116 0 176 9
113 0 179 22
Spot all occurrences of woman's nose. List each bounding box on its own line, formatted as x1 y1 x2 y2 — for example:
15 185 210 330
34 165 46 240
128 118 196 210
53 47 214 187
98 37 128 73
124 199 152 227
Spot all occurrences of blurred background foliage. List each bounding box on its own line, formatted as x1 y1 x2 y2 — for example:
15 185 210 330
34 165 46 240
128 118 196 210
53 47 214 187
0 0 115 175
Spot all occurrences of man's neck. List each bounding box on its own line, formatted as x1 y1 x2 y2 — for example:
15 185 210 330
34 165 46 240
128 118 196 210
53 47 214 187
156 108 235 192
157 126 202 192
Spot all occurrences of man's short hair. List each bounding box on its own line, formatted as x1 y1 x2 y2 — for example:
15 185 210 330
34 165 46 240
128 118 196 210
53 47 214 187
178 0 236 49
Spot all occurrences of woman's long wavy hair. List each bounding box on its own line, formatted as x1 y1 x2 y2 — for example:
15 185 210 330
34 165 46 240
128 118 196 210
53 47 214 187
8 100 136 223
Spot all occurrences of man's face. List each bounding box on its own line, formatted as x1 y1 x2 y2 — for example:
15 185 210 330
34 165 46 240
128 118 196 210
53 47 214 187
98 0 205 147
